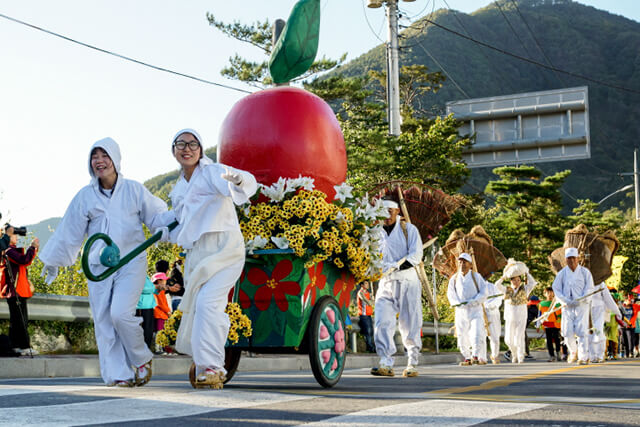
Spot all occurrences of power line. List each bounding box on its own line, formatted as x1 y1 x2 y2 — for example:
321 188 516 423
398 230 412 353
507 0 567 87
412 39 471 99
421 17 640 95
440 0 517 94
362 0 386 43
0 12 253 94
494 1 535 61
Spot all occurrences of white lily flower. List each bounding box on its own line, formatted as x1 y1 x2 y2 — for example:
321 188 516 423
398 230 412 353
333 183 353 203
246 236 268 254
271 236 290 250
335 211 347 224
261 177 288 202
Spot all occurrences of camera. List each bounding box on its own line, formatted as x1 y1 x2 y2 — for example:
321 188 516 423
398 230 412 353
6 224 27 236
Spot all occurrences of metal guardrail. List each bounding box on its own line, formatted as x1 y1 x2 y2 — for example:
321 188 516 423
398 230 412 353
0 295 541 353
0 293 92 322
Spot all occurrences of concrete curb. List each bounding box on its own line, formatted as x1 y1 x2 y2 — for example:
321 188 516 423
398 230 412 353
0 351 553 379
0 351 470 379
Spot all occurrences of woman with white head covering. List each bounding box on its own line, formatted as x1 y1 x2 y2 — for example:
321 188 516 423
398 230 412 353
166 129 257 389
494 258 538 364
39 137 172 387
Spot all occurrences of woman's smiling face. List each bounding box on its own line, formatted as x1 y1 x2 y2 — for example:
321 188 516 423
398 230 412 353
173 132 201 170
91 147 116 181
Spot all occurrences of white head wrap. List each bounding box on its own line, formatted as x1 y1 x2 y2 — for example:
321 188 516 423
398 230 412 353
88 137 121 179
502 258 529 279
382 200 399 210
565 247 579 258
458 252 472 263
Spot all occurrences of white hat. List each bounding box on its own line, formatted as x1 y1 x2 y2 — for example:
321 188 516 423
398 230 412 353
382 200 399 210
565 247 579 258
503 258 529 279
458 253 472 263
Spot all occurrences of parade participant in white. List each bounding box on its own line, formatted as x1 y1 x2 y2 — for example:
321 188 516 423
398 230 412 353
167 129 257 388
480 280 503 364
371 200 424 378
39 138 171 387
447 253 489 365
551 247 595 364
588 282 621 363
494 259 537 364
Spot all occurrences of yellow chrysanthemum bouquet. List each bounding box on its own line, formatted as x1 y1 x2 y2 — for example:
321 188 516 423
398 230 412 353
238 177 388 284
155 303 252 349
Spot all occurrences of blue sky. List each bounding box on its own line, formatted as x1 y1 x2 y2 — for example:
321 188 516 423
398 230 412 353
0 0 638 225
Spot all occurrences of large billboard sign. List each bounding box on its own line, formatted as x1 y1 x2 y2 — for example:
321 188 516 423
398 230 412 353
447 87 590 168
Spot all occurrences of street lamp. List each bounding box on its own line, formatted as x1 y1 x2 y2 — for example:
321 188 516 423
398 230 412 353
597 184 633 205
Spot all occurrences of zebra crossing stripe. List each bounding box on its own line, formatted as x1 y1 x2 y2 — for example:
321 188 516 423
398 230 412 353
295 399 548 426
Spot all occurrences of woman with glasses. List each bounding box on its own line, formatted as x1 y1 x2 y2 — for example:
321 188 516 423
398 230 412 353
166 128 256 389
39 137 172 387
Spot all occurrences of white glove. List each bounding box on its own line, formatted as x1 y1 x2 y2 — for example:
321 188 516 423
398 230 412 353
155 226 170 243
221 171 243 185
41 265 59 285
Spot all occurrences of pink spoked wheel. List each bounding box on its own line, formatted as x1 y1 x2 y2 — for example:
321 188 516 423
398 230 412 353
308 296 347 387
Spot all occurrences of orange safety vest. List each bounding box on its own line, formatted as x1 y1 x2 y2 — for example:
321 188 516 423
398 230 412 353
539 300 561 329
357 289 373 316
154 290 171 320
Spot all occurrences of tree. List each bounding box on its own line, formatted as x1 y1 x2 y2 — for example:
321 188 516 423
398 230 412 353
568 199 625 232
484 165 571 285
207 14 346 88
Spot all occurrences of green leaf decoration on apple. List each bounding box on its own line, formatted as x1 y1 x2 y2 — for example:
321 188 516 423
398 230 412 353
218 0 347 199
269 0 320 84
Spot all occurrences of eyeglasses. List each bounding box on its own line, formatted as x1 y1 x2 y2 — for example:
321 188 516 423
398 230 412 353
173 140 200 151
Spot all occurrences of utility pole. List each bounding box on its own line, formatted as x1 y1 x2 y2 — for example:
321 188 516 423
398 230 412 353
620 148 640 220
635 149 639 220
368 0 402 136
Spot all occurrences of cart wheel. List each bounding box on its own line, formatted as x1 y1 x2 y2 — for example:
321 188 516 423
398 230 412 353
308 296 347 388
188 348 241 388
224 347 241 384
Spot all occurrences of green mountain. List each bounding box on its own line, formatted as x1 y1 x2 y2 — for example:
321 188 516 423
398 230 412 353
339 0 640 210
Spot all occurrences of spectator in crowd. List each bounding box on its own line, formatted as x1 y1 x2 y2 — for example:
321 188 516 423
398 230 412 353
539 287 563 362
152 272 171 353
357 281 375 353
0 227 38 356
136 276 156 351
525 295 540 359
620 298 636 358
169 260 184 312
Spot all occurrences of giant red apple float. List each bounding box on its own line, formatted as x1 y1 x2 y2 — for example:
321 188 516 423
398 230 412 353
217 87 347 199
216 0 346 199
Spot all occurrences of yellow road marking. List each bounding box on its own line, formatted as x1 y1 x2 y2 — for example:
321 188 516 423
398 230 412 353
429 364 598 395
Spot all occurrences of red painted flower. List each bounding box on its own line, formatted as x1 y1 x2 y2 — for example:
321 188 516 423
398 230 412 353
303 262 327 306
227 270 251 308
333 272 355 308
249 259 301 311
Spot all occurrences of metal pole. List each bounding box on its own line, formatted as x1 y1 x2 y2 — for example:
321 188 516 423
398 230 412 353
635 149 639 220
386 0 401 136
432 243 439 354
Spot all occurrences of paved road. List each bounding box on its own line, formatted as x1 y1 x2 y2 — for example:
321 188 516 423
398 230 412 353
2 358 639 426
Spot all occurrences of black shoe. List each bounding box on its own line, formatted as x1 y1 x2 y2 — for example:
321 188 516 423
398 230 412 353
504 351 511 362
525 355 534 359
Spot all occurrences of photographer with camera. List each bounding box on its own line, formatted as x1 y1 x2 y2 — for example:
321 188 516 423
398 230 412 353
0 224 38 356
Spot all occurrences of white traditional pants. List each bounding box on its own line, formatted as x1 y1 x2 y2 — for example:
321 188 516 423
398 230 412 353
504 303 527 362
479 307 501 360
454 303 486 359
588 304 606 361
88 255 151 384
177 231 245 375
374 268 422 367
561 302 590 361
